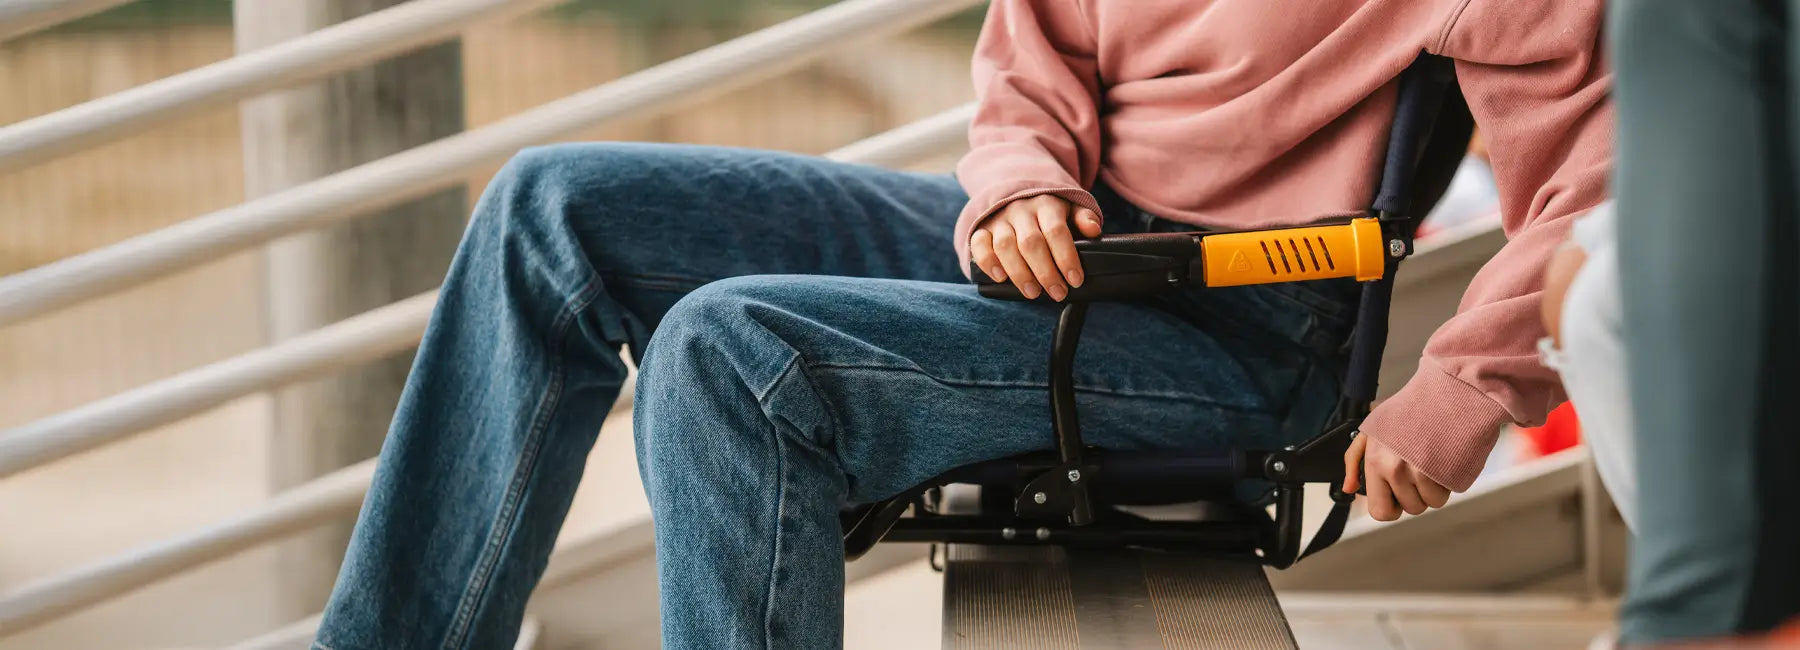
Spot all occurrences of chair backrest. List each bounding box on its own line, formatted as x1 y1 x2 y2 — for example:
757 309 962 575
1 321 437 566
1340 53 1475 413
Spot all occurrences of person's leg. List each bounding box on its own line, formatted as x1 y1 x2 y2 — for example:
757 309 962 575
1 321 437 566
635 271 1356 649
1613 0 1800 641
313 143 968 650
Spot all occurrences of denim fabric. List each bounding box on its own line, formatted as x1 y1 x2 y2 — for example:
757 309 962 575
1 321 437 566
313 143 1356 650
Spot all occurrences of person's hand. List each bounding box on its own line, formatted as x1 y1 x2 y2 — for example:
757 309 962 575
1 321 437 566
969 194 1103 301
1342 433 1452 521
1541 239 1588 347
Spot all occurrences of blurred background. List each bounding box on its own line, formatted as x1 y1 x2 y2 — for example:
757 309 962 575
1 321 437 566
0 1 1604 649
2 2 977 647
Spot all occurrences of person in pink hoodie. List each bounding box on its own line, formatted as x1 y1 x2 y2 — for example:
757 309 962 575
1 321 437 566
956 0 1610 520
313 2 1611 648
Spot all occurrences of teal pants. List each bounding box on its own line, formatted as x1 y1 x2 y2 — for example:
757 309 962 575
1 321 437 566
1613 0 1800 642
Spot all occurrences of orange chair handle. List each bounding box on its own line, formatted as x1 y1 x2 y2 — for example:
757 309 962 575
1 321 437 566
1200 218 1385 287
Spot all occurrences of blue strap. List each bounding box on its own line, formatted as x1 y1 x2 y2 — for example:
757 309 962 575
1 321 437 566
1373 54 1461 218
1342 53 1468 409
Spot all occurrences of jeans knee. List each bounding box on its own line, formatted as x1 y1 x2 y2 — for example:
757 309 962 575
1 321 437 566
638 280 767 372
480 144 606 222
633 278 808 437
466 143 666 278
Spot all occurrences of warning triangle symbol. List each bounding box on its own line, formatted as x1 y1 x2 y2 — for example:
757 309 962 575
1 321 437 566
1228 250 1251 272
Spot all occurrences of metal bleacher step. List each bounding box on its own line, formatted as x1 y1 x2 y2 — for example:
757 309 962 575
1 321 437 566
942 545 1295 650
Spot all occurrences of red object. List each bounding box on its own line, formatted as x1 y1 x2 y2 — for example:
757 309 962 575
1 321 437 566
1517 402 1581 458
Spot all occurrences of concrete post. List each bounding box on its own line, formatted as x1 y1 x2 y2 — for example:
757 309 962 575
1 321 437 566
235 0 466 617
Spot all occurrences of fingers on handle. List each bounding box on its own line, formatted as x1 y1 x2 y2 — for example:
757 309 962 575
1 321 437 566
1008 207 1067 301
1366 472 1398 522
1388 475 1428 516
970 229 1004 282
990 219 1039 299
1073 207 1103 238
1342 435 1367 494
1036 205 1083 287
1414 469 1452 509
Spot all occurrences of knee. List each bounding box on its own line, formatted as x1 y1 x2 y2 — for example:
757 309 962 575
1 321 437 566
466 145 588 245
640 279 780 364
633 280 773 451
634 278 811 411
480 144 615 220
466 143 672 264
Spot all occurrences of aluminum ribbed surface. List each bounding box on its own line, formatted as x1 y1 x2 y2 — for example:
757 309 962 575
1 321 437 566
944 545 1082 649
942 545 1295 650
1141 553 1296 650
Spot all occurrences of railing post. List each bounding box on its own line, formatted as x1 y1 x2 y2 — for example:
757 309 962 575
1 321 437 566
234 0 467 617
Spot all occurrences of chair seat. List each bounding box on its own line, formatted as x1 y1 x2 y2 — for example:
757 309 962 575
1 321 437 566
838 447 1258 537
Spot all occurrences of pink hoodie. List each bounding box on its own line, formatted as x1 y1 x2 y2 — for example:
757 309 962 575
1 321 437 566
955 0 1611 491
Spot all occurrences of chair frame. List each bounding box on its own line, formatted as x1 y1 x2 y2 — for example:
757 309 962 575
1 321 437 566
842 53 1476 570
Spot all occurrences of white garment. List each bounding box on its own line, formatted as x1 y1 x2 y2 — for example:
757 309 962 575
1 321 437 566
1421 157 1500 232
1539 200 1636 530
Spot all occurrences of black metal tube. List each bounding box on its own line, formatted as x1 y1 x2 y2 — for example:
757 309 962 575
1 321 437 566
1342 272 1394 407
1264 486 1306 569
1051 302 1089 464
1050 302 1094 525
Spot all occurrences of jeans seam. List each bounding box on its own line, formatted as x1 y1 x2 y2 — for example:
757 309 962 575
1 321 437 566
757 355 804 650
440 274 604 650
807 363 1265 411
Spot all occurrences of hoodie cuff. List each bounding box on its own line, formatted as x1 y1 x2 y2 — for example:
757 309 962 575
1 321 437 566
1360 359 1514 492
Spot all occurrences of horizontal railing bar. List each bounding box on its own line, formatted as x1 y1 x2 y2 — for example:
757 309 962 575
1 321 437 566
0 460 375 638
0 293 435 480
0 111 971 636
823 102 973 168
221 614 542 650
219 615 321 650
0 0 559 173
0 0 136 43
0 0 987 328
0 103 971 481
224 518 923 648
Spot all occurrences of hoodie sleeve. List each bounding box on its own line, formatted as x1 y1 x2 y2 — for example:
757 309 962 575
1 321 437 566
1363 0 1613 491
952 0 1104 274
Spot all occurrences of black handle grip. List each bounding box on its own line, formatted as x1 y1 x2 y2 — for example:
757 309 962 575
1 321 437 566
971 232 1204 301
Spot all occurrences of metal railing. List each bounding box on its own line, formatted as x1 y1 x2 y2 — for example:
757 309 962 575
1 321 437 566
0 26 976 636
0 97 972 480
0 462 375 636
0 0 562 173
223 614 541 650
0 0 136 42
0 293 437 479
0 0 985 327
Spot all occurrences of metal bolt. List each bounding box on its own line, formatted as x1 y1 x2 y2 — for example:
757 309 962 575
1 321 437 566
1167 271 1181 284
1067 469 1082 483
1271 460 1288 475
1036 527 1051 541
1388 239 1406 258
1033 491 1047 504
1002 527 1017 540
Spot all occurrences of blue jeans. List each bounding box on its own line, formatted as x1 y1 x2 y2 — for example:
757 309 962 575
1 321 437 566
313 143 1357 650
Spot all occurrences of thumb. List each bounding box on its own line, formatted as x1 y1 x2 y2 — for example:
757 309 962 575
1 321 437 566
1342 435 1367 494
1074 208 1103 238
